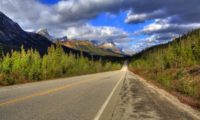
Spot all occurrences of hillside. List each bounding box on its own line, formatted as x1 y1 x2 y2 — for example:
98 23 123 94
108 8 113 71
58 40 123 57
129 29 200 107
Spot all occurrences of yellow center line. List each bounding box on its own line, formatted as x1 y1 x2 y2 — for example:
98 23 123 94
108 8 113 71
0 76 99 107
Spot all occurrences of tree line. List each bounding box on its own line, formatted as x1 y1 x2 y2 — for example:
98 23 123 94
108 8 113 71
0 45 121 85
129 29 200 99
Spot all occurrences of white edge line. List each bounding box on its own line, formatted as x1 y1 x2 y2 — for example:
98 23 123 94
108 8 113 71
93 71 126 120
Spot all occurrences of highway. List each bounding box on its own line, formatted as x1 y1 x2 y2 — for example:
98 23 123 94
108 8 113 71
0 66 126 120
0 64 200 120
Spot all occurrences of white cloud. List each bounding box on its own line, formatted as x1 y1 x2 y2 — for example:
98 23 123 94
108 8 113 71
63 24 131 43
1 0 200 54
125 10 165 24
138 19 200 35
0 0 134 36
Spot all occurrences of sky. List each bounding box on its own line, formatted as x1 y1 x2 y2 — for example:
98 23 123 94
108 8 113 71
0 0 200 54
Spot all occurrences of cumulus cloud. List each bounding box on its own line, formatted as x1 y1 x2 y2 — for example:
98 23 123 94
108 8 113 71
1 0 200 54
63 24 131 43
126 0 200 24
126 0 200 44
134 19 200 45
0 0 134 35
55 0 134 22
125 10 165 24
0 0 134 54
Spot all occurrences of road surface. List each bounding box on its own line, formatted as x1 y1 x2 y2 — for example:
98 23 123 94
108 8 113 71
0 68 126 120
0 64 200 120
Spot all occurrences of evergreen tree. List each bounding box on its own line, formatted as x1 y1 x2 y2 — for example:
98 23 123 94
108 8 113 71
41 55 48 79
1 53 11 74
28 50 41 80
0 44 122 85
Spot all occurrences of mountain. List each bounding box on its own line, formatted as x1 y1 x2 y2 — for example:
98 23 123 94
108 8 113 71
36 28 52 41
0 11 52 53
54 36 68 42
60 40 92 48
0 11 124 60
58 40 123 57
98 41 122 54
91 40 102 46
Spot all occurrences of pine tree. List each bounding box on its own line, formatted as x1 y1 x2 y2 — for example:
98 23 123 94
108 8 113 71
19 46 30 78
41 55 48 79
1 53 11 74
0 44 121 85
28 50 41 81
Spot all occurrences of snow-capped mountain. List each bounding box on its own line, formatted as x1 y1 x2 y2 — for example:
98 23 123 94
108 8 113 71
98 41 122 54
36 28 52 41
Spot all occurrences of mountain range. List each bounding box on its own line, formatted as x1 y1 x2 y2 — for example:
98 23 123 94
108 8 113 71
0 11 125 58
34 23 123 56
58 39 123 57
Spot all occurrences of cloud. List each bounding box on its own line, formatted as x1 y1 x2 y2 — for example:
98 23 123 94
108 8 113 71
139 19 200 35
125 0 200 24
125 0 200 50
0 0 135 35
63 24 131 43
0 0 135 54
1 0 200 54
125 10 165 24
134 19 200 44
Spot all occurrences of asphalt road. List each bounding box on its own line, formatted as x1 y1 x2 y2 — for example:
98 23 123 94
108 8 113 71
1 64 200 120
0 69 126 120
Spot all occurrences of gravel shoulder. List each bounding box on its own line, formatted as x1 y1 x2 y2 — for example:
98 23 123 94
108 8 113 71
112 71 200 120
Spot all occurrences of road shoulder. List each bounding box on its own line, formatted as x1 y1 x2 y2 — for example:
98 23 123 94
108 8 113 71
111 71 200 120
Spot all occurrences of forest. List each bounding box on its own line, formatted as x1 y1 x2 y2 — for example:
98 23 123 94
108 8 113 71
129 29 200 102
0 45 122 85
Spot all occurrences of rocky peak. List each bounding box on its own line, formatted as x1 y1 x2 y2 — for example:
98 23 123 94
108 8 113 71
99 42 115 49
36 28 52 40
99 41 122 54
54 36 68 42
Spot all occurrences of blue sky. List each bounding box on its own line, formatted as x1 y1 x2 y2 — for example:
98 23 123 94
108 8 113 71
40 0 151 38
40 0 59 4
39 0 154 48
1 0 200 54
90 12 154 33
